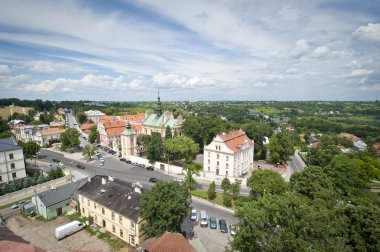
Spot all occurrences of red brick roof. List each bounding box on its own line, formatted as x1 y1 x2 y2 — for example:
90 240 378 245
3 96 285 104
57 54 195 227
80 123 97 133
142 232 196 252
337 133 360 142
220 129 253 153
100 113 144 123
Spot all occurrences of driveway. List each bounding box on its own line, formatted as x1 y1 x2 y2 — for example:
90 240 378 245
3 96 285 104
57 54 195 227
5 215 111 251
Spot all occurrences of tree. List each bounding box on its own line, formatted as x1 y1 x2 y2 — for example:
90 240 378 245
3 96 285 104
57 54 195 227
140 181 190 238
183 163 202 190
19 141 40 158
165 126 172 140
23 176 33 188
82 144 97 160
247 170 288 198
39 112 54 124
38 174 47 184
223 194 233 207
268 132 294 163
143 132 164 164
60 128 80 151
88 126 97 143
207 181 216 200
230 180 241 200
164 136 199 163
221 177 231 193
76 112 87 124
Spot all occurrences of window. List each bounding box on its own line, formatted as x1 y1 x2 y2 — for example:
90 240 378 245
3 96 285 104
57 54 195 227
130 222 135 230
87 199 90 207
208 152 210 157
82 208 85 214
10 163 15 169
217 161 219 167
94 203 97 210
112 225 116 233
226 156 229 161
95 215 97 222
207 159 210 164
111 211 115 220
0 176 2 182
226 171 228 176
9 153 14 159
217 154 219 159
102 207 105 215
120 229 124 238
130 235 135 244
226 163 229 169
119 215 123 224
12 172 16 179
208 166 210 172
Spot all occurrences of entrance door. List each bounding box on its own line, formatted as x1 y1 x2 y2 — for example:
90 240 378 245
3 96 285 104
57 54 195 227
102 219 106 227
160 164 165 170
56 207 62 216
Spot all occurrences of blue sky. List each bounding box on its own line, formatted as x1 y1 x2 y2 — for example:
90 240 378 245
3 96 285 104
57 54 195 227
0 0 379 101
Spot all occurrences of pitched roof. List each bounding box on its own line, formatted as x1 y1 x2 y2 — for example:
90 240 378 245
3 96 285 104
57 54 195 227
78 175 142 222
337 133 360 142
40 128 65 136
36 178 88 207
100 120 126 136
0 137 20 152
142 231 196 252
219 130 253 153
80 123 97 131
100 113 145 123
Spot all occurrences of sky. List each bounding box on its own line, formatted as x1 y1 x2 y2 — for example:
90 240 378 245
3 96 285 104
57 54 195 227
0 0 379 101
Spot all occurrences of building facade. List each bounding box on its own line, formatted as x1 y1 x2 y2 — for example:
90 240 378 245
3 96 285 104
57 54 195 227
84 110 105 123
0 105 32 120
78 176 144 247
141 93 183 138
0 137 27 184
120 122 137 159
203 130 254 178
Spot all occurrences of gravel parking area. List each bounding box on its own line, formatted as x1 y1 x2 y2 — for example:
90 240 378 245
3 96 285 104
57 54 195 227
5 215 111 251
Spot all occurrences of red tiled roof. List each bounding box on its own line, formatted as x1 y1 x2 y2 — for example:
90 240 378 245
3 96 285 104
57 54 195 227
106 127 125 136
40 128 65 136
142 231 196 252
337 133 360 142
132 124 142 132
80 123 97 131
220 129 253 153
100 113 145 123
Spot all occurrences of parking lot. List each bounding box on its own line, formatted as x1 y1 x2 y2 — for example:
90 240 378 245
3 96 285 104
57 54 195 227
5 215 111 251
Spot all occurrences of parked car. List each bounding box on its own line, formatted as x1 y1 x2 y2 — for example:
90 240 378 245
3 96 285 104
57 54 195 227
126 160 132 164
76 164 85 169
149 177 159 183
230 224 237 236
146 166 154 171
11 200 29 209
52 158 60 163
120 158 127 162
99 157 105 162
210 217 217 229
200 211 208 227
219 219 228 233
190 209 197 221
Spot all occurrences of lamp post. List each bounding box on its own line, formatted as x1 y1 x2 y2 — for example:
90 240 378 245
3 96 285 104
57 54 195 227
33 187 39 215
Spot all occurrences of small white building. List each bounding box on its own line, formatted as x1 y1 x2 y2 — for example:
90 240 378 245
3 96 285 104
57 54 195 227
203 130 254 178
84 110 105 123
0 137 27 184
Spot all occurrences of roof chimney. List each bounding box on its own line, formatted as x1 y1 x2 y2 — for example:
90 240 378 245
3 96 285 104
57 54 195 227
101 178 106 185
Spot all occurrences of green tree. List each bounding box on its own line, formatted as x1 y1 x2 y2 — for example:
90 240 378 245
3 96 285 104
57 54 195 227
207 181 216 200
223 194 233 207
164 135 199 163
165 126 172 140
268 132 294 163
19 140 40 158
247 170 288 198
88 126 98 143
140 181 190 237
76 112 87 124
39 112 54 124
230 180 241 200
60 128 80 151
143 132 164 164
183 163 202 190
82 144 97 160
23 176 33 188
38 174 47 183
221 177 231 193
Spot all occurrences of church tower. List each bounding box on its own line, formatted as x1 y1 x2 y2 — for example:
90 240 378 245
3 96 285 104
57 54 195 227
121 121 136 159
156 91 162 117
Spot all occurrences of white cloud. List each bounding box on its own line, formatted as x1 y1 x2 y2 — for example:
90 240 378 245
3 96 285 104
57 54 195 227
313 46 329 57
278 5 303 21
336 69 374 78
24 80 57 92
253 81 268 88
152 73 214 88
26 61 71 73
0 64 10 74
353 23 380 43
289 39 310 58
62 87 74 92
358 84 380 91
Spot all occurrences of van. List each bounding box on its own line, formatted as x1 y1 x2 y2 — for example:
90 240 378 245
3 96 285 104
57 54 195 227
55 220 86 240
200 210 208 227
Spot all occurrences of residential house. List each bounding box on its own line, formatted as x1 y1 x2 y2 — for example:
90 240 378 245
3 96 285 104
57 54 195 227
337 133 367 151
98 120 126 149
35 128 65 146
13 124 49 143
140 231 196 252
78 175 144 247
203 130 254 178
84 110 105 123
0 137 27 184
141 93 183 138
31 178 87 220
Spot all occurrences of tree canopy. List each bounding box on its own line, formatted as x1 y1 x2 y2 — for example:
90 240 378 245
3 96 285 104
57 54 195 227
268 132 294 163
142 132 163 164
164 135 199 163
18 140 40 158
140 181 190 237
247 169 288 198
60 128 80 151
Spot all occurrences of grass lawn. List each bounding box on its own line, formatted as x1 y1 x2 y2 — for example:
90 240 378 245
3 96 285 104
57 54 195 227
191 189 224 207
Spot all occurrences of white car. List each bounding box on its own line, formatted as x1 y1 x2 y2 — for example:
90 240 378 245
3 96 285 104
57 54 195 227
99 157 105 162
190 209 197 221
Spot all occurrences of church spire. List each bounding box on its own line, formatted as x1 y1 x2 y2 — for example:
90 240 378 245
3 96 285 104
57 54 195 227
156 90 162 117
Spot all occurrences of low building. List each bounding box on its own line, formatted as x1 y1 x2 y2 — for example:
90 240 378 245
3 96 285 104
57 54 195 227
0 137 27 184
140 231 196 252
84 110 105 123
203 130 254 178
35 128 65 146
13 124 49 143
31 178 87 220
338 132 367 151
80 123 97 133
78 175 144 247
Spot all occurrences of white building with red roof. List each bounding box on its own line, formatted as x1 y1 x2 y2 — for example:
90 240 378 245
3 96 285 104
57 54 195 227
203 129 254 178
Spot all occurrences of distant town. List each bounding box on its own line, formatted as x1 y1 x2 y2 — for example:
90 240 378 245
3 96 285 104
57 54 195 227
1 98 379 251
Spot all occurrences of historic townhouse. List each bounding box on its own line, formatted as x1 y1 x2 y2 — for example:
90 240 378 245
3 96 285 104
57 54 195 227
0 137 27 184
78 176 144 247
203 130 254 178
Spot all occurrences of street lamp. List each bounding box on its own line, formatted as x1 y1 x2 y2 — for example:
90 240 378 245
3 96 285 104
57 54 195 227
33 187 39 216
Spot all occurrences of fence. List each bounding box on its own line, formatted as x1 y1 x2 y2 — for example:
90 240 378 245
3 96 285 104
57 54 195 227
129 156 184 174
0 176 70 207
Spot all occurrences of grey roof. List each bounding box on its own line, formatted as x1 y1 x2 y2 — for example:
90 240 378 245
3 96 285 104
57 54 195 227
78 175 142 222
41 165 59 173
0 137 21 152
37 178 88 207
